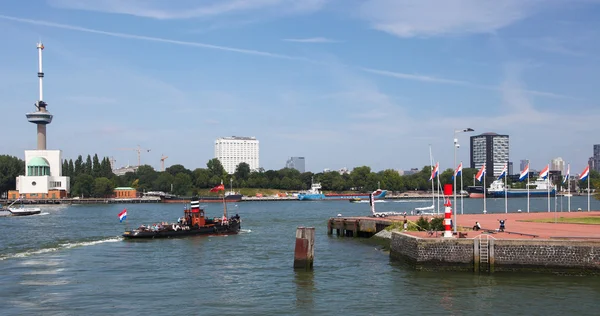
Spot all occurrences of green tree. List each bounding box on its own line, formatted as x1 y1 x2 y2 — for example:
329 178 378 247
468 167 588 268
192 168 211 188
74 155 83 177
68 159 75 178
166 164 191 177
172 173 192 196
93 177 114 198
72 174 94 197
92 154 101 177
351 166 371 191
207 158 226 178
135 165 158 192
234 162 251 181
0 155 24 195
153 172 175 192
85 155 92 175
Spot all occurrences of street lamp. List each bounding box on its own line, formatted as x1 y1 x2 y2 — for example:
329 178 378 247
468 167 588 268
453 127 474 233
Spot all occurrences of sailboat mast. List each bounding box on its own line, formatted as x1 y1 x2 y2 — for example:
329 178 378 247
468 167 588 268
429 145 435 211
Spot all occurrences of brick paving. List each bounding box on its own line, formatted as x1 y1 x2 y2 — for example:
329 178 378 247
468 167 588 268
371 211 600 240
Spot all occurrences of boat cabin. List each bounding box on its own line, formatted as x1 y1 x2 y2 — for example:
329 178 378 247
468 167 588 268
186 199 206 227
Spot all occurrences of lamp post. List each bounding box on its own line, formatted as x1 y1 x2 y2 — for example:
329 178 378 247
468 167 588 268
453 127 474 232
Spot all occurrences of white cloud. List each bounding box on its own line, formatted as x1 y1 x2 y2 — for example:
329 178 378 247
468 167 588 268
283 37 341 43
357 0 545 38
47 0 329 20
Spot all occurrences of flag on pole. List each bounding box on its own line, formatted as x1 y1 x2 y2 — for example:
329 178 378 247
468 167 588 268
476 164 486 182
118 209 127 222
498 163 508 180
580 165 590 181
210 184 225 192
429 162 439 181
519 163 530 182
539 164 550 180
452 162 463 180
563 164 570 184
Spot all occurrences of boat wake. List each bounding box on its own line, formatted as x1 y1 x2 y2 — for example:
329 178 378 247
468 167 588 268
239 229 252 234
0 236 122 261
393 199 429 203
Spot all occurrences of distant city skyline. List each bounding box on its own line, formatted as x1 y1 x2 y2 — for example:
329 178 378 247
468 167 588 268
1 1 599 173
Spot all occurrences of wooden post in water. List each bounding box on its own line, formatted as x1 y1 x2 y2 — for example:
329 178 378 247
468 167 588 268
294 227 315 270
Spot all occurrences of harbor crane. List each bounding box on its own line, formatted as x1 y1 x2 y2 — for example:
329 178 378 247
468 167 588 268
115 145 151 167
160 154 168 172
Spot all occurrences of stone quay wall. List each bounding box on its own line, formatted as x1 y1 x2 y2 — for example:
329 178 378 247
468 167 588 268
390 232 600 274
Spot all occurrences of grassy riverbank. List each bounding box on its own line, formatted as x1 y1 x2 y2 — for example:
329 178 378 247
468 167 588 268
522 216 600 225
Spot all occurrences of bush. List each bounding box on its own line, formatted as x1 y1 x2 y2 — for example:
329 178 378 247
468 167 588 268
430 217 444 231
415 216 430 231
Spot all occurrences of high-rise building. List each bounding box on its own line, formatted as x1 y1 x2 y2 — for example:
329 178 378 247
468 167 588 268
508 162 513 175
285 157 305 173
9 42 70 200
470 132 509 177
550 157 565 172
519 159 528 173
593 144 600 172
214 136 259 174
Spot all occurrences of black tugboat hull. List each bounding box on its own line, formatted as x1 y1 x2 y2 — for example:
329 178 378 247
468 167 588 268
122 221 241 239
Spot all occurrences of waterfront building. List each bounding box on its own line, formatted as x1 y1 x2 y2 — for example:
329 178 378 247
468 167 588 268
214 136 260 174
470 132 509 177
8 43 70 200
285 157 305 173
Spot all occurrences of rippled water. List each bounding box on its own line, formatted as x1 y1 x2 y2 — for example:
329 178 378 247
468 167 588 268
1 197 599 315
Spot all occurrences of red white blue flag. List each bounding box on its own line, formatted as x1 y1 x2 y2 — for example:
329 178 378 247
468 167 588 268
580 165 590 181
476 164 486 182
118 209 127 222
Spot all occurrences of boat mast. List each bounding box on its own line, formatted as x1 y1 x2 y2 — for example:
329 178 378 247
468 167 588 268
429 144 435 212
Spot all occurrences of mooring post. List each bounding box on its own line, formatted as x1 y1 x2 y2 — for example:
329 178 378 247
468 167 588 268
294 227 315 270
489 239 495 273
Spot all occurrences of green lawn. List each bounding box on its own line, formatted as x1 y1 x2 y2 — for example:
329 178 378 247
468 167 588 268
522 217 600 225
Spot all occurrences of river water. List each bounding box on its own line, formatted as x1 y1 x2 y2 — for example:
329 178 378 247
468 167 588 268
1 197 599 315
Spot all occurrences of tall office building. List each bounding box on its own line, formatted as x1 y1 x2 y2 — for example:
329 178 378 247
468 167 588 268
285 157 305 173
214 136 259 174
550 157 565 172
593 144 600 172
470 132 509 177
519 159 528 173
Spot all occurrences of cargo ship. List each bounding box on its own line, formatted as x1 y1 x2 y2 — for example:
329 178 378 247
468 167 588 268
487 178 556 198
145 191 243 203
297 182 387 201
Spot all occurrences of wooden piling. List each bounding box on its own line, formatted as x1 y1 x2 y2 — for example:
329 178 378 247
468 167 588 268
294 227 315 270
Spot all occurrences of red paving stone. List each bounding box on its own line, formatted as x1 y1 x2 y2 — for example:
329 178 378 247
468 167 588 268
370 211 600 240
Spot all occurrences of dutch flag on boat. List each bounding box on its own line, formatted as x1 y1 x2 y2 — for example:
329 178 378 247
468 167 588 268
118 209 127 222
519 163 530 182
476 164 486 182
539 164 550 180
563 164 570 184
429 162 439 181
498 164 508 180
452 162 462 180
580 165 590 181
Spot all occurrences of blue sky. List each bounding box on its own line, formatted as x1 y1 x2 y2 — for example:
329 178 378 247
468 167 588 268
1 0 599 174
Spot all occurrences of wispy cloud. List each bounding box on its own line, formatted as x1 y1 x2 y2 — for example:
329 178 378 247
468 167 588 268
0 14 576 101
518 37 588 57
283 37 341 43
357 0 545 38
47 0 329 20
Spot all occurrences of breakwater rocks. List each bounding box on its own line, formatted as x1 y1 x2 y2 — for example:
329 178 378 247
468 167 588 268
389 232 600 275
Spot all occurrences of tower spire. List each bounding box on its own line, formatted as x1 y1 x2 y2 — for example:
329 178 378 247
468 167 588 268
26 42 53 150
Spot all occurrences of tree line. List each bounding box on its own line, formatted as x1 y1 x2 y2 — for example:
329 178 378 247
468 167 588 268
1 154 599 198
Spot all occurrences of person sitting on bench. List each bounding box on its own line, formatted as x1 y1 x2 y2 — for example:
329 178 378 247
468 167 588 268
473 221 481 231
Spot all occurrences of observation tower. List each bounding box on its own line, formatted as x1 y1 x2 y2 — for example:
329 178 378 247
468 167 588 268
26 42 53 150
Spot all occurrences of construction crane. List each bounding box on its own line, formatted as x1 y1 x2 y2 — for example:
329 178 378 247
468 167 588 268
115 145 151 167
160 154 168 172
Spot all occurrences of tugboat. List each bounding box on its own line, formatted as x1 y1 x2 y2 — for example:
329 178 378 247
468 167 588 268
122 196 241 239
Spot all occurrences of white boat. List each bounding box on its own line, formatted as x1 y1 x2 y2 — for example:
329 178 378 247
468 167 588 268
5 199 42 216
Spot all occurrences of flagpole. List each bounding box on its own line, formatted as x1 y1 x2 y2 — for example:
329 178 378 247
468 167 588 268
547 163 551 213
437 166 441 215
504 167 508 213
483 168 487 214
567 163 571 212
460 161 464 215
527 159 530 213
588 173 591 212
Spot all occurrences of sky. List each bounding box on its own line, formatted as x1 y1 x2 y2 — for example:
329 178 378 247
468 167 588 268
1 0 599 174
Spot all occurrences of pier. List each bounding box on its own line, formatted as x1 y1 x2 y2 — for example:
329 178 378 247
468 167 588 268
329 211 600 274
0 198 161 205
